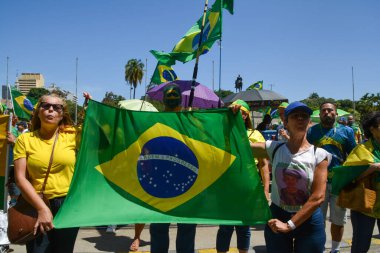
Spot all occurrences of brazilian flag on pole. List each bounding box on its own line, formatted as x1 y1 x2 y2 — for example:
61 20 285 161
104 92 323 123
150 50 178 84
11 89 36 120
170 0 223 63
54 100 271 228
247 81 263 91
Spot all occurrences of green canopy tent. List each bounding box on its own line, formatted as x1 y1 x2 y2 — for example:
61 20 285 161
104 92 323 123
311 109 351 123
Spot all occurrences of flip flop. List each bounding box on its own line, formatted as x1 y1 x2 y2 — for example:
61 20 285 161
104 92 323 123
129 238 140 252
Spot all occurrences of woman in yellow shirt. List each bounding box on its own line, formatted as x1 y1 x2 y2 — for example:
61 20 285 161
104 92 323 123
14 92 90 253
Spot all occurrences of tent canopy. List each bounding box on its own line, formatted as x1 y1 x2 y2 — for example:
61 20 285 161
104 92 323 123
222 89 288 110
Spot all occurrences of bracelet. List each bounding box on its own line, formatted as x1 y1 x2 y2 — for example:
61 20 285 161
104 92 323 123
287 220 296 230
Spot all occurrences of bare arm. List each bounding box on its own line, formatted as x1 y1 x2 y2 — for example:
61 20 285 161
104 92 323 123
250 141 268 158
268 159 328 233
14 158 54 234
257 157 270 201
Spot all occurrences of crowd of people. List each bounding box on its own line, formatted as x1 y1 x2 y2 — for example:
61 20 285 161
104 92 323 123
1 84 379 253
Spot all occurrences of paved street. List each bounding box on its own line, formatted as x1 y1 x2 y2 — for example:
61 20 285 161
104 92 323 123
8 217 380 253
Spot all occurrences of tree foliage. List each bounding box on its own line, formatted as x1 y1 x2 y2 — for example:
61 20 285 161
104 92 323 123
125 59 144 99
101 92 126 107
214 89 233 98
27 87 50 101
356 93 380 116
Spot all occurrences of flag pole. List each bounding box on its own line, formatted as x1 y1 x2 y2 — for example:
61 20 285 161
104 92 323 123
188 0 209 108
5 57 9 107
75 57 78 125
352 66 355 114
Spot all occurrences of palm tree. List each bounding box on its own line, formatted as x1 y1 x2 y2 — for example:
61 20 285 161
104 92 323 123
125 59 144 99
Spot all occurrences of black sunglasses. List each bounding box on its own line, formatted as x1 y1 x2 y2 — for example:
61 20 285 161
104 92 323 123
39 102 64 112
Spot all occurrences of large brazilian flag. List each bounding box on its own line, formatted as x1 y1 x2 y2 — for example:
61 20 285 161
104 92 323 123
54 100 271 228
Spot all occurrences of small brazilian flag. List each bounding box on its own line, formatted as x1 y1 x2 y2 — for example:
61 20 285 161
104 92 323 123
11 89 36 120
54 100 271 228
150 50 178 84
247 81 263 91
151 63 178 84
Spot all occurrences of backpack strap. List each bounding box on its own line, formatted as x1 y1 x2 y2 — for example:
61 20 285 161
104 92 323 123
271 142 286 161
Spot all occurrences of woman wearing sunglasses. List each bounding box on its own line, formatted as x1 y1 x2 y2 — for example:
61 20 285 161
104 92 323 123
13 92 91 253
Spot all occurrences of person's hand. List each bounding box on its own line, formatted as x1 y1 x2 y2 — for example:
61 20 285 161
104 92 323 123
35 206 54 235
371 163 380 172
268 219 291 234
83 92 92 109
6 132 16 144
230 104 241 114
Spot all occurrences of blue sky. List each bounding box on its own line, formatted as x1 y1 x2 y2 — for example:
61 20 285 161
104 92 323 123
1 0 379 105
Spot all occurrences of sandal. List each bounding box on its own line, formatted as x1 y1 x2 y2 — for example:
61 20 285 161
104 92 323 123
129 238 140 252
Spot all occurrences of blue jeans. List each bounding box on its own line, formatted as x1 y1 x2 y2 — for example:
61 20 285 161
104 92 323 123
351 210 376 253
26 197 79 253
216 225 251 251
264 204 325 253
149 223 196 253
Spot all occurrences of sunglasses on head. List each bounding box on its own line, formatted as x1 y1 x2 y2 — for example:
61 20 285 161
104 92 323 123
39 102 64 112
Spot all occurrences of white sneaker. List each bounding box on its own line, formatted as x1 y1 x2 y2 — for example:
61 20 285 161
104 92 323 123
106 225 116 233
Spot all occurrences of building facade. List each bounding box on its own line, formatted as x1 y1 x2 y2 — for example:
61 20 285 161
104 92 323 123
16 73 45 95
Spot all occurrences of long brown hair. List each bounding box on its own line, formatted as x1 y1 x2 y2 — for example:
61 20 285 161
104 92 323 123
31 93 73 131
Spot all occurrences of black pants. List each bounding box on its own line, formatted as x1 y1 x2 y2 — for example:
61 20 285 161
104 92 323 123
26 196 79 253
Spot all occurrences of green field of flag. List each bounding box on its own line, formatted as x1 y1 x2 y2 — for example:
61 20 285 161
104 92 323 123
54 100 271 228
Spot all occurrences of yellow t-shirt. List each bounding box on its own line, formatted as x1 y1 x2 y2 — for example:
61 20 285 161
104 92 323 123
13 127 79 199
247 129 265 164
247 129 265 143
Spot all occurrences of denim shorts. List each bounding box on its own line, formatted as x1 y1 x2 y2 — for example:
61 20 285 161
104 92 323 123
320 183 347 226
264 204 326 253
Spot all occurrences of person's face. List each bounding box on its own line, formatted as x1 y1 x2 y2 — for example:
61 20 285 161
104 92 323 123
38 96 64 127
285 109 310 133
369 120 380 142
17 124 24 132
12 116 18 126
283 174 298 192
240 109 249 122
319 103 337 126
347 116 354 126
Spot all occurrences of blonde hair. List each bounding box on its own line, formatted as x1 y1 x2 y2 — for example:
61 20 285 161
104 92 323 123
31 93 73 131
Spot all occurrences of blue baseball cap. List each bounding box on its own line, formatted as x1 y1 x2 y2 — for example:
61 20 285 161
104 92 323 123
285 101 312 117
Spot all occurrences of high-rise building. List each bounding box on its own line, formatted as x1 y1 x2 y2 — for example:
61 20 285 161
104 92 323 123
15 73 45 95
1 85 10 100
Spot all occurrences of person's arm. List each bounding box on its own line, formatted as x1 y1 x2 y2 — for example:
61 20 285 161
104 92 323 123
14 158 54 234
257 157 270 201
250 141 268 158
268 158 328 233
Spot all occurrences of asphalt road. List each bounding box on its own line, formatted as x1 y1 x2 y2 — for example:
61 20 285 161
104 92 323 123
8 217 380 253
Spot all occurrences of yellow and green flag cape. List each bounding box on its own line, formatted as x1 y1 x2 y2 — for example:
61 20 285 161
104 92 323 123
0 115 10 208
332 139 380 195
54 100 271 228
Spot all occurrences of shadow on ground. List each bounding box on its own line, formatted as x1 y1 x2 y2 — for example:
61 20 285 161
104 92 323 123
81 227 150 252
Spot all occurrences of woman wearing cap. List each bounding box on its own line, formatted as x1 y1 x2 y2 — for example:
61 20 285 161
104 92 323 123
13 92 91 253
235 101 331 253
216 99 270 253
